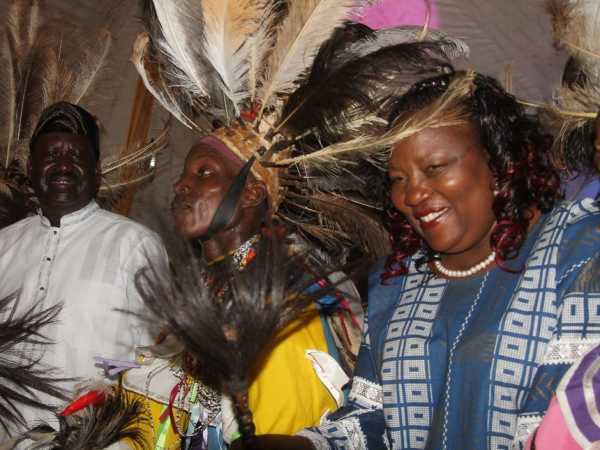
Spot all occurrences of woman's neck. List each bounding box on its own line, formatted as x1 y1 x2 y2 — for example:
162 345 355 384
436 207 542 272
201 227 258 263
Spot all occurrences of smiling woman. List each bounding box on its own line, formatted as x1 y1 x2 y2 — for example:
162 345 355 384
277 71 600 450
388 123 496 268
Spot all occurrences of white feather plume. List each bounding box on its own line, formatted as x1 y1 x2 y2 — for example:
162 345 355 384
200 0 261 108
246 0 282 102
258 0 359 114
151 0 212 99
132 33 200 131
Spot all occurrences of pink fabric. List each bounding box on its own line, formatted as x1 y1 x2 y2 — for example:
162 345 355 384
353 0 439 30
525 397 582 450
197 136 244 167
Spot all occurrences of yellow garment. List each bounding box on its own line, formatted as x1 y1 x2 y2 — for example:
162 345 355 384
124 390 189 450
248 305 337 435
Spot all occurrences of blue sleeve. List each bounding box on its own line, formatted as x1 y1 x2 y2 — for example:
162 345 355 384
519 200 600 441
297 313 389 450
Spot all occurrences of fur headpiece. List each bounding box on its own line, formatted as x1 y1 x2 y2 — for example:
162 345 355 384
134 0 468 259
0 0 168 214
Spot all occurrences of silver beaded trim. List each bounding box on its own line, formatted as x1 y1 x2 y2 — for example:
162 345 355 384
349 376 383 410
542 337 600 365
512 414 543 448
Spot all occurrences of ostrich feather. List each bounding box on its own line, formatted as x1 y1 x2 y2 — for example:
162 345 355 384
21 391 149 450
5 1 40 66
0 295 67 434
134 231 329 396
2 0 42 168
258 0 358 114
101 124 169 176
149 0 212 100
280 29 459 143
2 2 115 170
549 0 600 80
544 0 600 172
132 33 201 131
246 0 284 101
277 71 474 168
200 0 262 108
66 29 112 105
307 194 390 258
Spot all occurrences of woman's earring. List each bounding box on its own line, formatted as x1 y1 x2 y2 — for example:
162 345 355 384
492 180 500 197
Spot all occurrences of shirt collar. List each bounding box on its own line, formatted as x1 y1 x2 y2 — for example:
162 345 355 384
38 200 100 228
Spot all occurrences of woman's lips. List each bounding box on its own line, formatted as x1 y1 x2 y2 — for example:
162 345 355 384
171 200 192 214
416 208 449 230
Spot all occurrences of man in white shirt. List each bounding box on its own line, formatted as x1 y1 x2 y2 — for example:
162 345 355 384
0 102 168 435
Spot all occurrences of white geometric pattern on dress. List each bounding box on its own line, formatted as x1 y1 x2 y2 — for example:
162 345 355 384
487 206 565 450
382 264 446 449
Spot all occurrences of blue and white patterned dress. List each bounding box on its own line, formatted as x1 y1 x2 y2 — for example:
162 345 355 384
298 199 600 450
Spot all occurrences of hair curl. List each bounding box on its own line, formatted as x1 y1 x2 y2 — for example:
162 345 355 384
382 71 561 282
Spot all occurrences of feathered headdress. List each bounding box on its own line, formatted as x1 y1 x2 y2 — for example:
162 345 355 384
0 0 167 216
544 0 600 174
133 0 468 260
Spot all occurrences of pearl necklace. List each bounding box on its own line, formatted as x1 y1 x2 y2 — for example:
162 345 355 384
433 251 496 278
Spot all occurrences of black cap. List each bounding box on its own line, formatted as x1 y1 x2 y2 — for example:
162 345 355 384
30 102 100 161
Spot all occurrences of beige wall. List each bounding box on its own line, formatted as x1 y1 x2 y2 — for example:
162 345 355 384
1 0 567 234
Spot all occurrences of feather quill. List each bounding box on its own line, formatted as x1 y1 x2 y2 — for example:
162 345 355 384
258 0 358 114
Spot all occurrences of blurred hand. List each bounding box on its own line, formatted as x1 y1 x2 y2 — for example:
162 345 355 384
230 435 315 450
594 113 600 172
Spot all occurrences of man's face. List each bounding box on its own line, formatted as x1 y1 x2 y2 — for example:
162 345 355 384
29 132 100 217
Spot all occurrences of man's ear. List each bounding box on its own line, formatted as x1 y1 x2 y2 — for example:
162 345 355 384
240 180 267 209
94 161 102 192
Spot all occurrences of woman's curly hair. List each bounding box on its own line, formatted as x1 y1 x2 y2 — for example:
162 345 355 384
382 71 561 282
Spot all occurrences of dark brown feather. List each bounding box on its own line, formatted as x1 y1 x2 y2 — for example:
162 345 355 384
0 295 68 434
280 25 457 143
26 392 149 450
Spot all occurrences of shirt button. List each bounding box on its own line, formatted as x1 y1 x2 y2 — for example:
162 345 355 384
40 287 45 291
46 257 51 261
53 231 57 235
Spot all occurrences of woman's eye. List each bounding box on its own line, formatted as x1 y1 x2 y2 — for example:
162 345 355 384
196 167 211 177
427 163 446 173
391 176 406 186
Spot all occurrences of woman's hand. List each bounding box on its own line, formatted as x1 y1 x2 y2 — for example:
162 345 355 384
594 113 600 172
230 435 316 450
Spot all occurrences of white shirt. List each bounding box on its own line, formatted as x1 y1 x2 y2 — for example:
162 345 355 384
0 200 168 433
